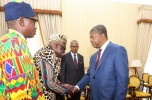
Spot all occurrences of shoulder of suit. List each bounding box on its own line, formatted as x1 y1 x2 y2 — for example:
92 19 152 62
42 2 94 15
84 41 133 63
107 42 127 52
110 42 122 48
77 53 83 57
63 52 71 56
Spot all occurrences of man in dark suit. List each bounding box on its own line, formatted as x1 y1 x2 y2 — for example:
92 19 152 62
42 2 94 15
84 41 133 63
60 40 85 100
72 24 129 100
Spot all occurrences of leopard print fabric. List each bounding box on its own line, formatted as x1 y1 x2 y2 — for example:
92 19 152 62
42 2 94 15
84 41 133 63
33 46 62 100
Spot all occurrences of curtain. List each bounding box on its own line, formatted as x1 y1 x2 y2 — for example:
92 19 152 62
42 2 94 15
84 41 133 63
38 14 62 46
25 0 62 46
137 7 152 78
0 11 7 37
0 0 62 46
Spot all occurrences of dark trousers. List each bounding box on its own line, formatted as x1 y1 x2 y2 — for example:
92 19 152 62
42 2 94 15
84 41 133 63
67 92 81 100
56 93 65 100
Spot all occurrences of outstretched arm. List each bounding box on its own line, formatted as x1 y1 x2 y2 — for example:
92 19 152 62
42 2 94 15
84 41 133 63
40 60 72 94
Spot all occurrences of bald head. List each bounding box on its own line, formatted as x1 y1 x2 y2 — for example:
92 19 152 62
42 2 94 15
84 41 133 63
70 40 79 53
70 40 79 47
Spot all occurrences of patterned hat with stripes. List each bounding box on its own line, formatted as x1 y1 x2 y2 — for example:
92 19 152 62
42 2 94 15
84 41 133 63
49 33 67 43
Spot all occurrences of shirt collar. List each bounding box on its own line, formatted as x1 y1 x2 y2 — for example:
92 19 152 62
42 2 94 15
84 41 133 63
100 40 109 51
71 52 77 56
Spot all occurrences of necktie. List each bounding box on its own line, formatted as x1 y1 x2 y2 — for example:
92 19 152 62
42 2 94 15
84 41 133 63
95 49 102 70
74 53 77 65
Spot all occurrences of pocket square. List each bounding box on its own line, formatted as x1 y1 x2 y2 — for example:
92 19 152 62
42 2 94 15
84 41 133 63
79 62 83 64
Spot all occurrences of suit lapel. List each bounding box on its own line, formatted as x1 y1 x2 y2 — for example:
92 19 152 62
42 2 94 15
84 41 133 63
75 54 79 69
77 54 81 64
94 42 113 73
68 52 74 64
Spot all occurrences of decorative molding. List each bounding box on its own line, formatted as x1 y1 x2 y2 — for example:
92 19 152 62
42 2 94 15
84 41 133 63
34 9 62 16
0 6 4 11
138 5 152 12
137 19 152 24
0 6 62 16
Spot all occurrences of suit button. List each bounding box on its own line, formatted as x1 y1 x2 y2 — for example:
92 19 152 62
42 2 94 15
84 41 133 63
93 77 95 79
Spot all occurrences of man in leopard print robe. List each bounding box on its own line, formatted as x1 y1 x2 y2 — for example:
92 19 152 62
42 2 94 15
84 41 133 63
33 34 72 100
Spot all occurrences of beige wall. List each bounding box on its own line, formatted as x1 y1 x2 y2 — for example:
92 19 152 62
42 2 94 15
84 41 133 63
62 0 141 69
0 0 142 75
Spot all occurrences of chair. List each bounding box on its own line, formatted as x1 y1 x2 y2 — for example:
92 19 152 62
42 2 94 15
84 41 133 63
129 75 151 100
126 86 133 100
148 75 152 95
84 85 90 100
84 84 132 100
125 93 132 100
144 75 152 94
141 73 150 91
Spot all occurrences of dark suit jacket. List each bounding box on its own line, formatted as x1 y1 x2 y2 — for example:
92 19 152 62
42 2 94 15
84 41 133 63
77 42 129 100
60 52 85 86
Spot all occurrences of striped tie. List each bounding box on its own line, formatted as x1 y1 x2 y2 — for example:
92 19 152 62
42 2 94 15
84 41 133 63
74 53 77 65
95 49 102 70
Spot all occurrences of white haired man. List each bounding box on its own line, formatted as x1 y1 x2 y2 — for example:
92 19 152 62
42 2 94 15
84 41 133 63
33 34 72 100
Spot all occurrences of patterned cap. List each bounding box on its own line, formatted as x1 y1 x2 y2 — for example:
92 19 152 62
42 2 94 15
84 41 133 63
49 33 67 43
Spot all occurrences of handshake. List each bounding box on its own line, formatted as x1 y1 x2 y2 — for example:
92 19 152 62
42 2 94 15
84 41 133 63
62 84 79 95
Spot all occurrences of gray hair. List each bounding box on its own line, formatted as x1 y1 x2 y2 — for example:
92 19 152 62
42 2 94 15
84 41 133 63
70 40 79 46
90 24 108 39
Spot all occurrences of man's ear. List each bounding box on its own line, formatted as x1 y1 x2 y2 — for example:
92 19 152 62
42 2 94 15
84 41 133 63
18 17 25 27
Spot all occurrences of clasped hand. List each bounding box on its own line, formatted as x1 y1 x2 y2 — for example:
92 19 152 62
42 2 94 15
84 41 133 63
62 84 78 95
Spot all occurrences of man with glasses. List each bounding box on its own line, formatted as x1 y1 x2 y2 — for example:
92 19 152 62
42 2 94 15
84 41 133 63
60 40 85 100
33 34 73 100
0 2 44 100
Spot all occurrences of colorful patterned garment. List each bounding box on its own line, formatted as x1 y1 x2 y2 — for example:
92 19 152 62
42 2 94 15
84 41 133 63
33 46 66 100
0 29 45 100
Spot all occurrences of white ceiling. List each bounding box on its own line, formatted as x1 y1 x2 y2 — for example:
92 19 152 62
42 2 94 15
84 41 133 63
111 0 152 5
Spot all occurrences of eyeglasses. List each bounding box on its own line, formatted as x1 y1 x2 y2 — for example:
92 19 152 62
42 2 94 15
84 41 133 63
25 17 38 25
58 44 66 51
